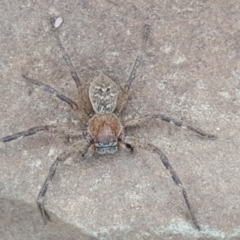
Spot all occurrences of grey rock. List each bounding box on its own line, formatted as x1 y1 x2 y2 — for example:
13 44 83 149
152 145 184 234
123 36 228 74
0 0 240 239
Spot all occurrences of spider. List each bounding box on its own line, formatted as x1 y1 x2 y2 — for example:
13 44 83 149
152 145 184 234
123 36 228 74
1 18 216 231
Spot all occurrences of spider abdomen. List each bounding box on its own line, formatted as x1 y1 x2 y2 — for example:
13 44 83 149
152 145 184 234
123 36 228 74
89 74 119 113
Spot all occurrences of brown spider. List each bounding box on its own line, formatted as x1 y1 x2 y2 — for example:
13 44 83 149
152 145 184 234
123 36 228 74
1 18 216 231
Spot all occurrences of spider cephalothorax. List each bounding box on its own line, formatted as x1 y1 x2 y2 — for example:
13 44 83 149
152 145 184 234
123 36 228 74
88 111 123 155
1 19 216 230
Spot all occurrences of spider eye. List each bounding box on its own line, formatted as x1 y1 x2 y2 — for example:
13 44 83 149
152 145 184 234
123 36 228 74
106 87 110 92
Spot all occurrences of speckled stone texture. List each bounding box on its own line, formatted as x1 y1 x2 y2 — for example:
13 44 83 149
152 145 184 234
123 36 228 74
0 1 239 239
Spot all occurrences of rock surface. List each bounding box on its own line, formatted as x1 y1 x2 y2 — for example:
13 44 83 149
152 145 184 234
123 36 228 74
0 0 240 239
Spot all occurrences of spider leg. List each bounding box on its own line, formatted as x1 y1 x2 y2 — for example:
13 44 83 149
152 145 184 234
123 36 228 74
22 75 79 111
50 18 93 116
37 139 90 223
1 125 85 142
116 24 150 113
124 114 217 139
123 136 201 230
118 140 134 154
126 24 150 91
82 143 95 158
50 18 81 90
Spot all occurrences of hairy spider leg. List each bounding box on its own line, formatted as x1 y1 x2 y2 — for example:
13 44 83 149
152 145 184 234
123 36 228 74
124 114 217 139
1 125 85 142
37 139 90 223
116 24 150 113
23 75 79 111
126 24 150 90
23 74 91 122
123 136 201 230
50 18 93 117
50 18 81 90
